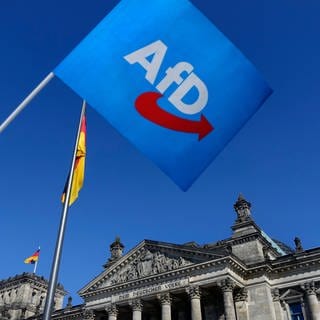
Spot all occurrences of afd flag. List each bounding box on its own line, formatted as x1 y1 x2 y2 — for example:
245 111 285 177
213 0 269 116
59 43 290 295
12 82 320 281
54 0 272 190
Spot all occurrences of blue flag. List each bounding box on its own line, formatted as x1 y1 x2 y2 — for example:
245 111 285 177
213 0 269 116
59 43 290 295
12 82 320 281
54 0 272 190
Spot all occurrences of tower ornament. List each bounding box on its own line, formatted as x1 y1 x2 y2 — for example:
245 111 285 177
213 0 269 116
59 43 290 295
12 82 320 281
233 194 252 223
104 237 125 268
294 237 304 252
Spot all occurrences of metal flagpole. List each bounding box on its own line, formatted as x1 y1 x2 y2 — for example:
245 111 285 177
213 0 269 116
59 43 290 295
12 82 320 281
42 100 86 320
0 72 54 134
33 246 40 274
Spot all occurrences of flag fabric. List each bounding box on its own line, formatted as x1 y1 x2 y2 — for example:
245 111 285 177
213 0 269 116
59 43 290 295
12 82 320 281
61 114 86 205
54 0 272 191
24 249 40 264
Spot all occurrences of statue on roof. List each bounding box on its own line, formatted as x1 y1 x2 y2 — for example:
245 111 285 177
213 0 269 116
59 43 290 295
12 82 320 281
233 194 252 223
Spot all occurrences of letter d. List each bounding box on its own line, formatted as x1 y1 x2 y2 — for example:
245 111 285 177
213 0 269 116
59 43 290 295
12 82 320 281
168 73 208 115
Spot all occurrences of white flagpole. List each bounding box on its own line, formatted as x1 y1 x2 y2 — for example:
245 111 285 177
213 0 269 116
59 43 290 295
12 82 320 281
33 260 38 274
0 72 54 134
43 100 86 320
33 246 40 274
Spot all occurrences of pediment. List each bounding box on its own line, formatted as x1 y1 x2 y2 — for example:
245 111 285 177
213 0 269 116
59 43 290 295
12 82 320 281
79 240 222 296
106 249 192 286
280 288 303 300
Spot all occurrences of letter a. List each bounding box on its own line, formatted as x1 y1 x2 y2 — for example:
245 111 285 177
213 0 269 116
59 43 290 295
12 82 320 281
124 40 167 85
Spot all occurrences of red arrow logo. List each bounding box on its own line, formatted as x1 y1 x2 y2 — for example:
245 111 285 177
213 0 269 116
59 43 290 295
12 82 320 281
135 92 214 140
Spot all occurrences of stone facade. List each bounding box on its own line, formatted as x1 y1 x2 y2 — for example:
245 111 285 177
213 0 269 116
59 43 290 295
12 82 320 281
0 273 66 320
3 195 320 320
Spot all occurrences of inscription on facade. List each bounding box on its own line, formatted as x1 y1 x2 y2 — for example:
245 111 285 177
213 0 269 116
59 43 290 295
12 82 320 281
112 279 188 302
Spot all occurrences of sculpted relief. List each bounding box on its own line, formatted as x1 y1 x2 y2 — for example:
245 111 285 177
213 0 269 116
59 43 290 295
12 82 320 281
109 250 192 285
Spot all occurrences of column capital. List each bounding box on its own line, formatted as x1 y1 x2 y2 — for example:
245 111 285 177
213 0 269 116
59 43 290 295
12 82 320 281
157 292 171 305
302 281 317 296
105 304 118 317
130 299 143 311
220 278 235 292
234 288 248 302
83 309 95 320
187 286 201 299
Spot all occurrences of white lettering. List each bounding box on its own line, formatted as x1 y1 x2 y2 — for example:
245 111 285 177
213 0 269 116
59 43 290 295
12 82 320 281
124 40 167 85
124 40 209 115
156 62 193 94
169 72 208 115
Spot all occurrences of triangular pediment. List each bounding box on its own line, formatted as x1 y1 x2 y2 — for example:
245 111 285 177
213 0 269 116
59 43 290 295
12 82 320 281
79 239 224 296
104 248 193 287
280 288 303 300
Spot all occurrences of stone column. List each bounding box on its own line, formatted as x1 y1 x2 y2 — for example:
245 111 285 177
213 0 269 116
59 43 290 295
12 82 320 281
234 288 248 320
220 279 236 320
158 293 172 320
131 299 143 320
106 304 118 320
187 286 202 320
304 282 320 320
271 289 284 320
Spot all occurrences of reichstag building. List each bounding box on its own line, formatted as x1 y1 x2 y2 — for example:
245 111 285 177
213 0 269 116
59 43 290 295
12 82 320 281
1 195 320 320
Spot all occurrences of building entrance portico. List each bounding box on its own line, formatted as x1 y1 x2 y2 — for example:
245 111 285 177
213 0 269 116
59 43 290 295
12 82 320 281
97 282 236 320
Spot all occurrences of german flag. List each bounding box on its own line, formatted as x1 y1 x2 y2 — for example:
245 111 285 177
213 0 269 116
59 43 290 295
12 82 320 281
61 115 86 206
24 249 40 264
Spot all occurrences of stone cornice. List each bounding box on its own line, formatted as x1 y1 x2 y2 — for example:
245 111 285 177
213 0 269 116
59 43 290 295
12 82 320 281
229 233 260 244
271 247 320 265
80 256 247 299
51 309 84 320
231 220 261 233
145 240 226 258
26 304 84 320
242 248 320 279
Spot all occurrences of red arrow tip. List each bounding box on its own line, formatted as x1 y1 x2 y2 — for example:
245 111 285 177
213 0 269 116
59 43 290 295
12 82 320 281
198 115 214 141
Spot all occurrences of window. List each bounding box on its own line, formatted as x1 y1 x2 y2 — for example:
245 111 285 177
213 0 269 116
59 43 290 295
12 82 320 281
289 302 304 320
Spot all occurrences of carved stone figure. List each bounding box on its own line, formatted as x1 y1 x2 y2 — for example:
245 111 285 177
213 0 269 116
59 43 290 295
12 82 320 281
294 237 303 252
233 194 252 223
137 250 153 277
108 250 192 285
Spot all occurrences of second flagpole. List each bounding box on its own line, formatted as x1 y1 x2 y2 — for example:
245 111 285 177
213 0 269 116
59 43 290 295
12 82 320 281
0 72 54 134
42 100 86 320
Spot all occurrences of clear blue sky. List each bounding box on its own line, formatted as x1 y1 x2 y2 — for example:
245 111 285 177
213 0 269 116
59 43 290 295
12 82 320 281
1 0 319 306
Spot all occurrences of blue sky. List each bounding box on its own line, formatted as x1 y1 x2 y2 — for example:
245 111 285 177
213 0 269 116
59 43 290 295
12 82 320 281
1 0 319 306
